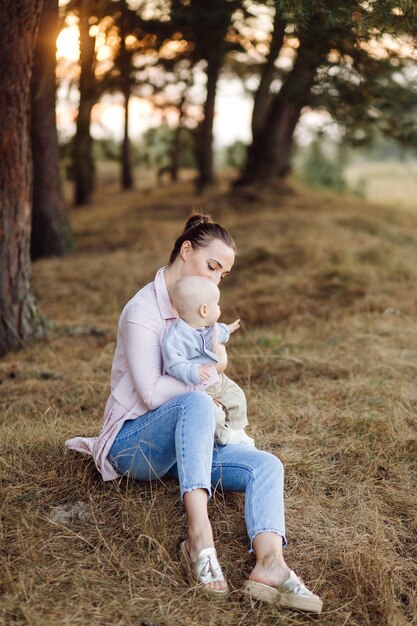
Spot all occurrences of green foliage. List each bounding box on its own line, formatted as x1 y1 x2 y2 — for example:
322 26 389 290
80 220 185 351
93 139 120 161
298 135 347 192
60 138 118 180
61 0 417 186
218 140 248 170
242 0 417 180
136 124 196 170
59 127 197 178
358 133 417 162
171 0 244 62
280 0 417 149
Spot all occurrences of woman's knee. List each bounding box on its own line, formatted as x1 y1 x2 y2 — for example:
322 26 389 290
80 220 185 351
255 450 284 479
183 391 216 426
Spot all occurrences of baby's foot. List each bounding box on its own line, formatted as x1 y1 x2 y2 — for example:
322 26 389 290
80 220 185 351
226 428 255 447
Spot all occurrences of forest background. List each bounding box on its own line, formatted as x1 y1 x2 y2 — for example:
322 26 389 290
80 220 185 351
1 1 417 625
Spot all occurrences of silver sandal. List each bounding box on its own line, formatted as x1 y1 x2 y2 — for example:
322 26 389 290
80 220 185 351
242 570 323 614
179 541 228 598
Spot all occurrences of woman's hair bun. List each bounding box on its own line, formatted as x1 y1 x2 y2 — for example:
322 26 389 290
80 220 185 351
169 211 236 264
183 213 213 233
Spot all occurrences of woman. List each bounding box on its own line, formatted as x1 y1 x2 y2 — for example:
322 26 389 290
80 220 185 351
66 214 322 614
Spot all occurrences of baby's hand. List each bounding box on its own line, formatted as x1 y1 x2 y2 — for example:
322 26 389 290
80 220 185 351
228 319 240 334
198 364 212 383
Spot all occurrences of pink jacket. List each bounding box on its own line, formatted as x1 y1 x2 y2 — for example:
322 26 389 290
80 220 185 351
65 267 218 481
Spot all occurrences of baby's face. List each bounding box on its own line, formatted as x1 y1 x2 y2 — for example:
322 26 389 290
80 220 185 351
204 293 221 326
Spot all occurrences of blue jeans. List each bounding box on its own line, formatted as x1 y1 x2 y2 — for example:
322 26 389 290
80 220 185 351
108 391 286 549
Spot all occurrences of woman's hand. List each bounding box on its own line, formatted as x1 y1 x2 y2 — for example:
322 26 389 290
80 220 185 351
212 327 228 373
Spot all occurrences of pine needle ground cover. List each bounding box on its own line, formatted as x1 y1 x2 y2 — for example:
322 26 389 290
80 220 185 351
1 176 417 626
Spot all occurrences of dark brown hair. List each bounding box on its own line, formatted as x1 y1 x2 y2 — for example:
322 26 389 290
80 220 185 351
168 213 236 264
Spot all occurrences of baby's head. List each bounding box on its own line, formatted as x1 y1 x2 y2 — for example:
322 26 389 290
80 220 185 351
172 276 221 327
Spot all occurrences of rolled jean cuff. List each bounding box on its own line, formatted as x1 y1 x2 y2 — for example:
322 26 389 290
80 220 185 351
181 482 212 501
249 529 287 553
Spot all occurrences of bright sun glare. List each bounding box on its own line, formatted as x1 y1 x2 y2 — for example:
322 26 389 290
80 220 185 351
56 23 79 61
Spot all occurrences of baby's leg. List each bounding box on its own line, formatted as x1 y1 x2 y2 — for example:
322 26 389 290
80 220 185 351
204 382 230 445
215 374 248 429
213 404 234 445
206 377 252 444
213 406 254 446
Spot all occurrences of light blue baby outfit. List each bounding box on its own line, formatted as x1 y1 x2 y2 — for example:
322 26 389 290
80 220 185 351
162 318 248 436
162 318 229 385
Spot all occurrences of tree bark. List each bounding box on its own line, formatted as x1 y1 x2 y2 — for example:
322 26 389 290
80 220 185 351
196 55 221 191
31 0 73 259
73 0 96 205
171 99 186 183
171 68 194 182
241 24 332 184
0 0 46 356
251 10 286 142
171 125 181 182
121 86 133 189
120 3 134 190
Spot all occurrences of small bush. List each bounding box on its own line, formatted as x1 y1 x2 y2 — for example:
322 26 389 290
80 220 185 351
299 135 347 192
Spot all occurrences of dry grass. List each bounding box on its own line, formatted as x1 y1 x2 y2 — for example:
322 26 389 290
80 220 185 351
344 161 417 212
2 167 417 625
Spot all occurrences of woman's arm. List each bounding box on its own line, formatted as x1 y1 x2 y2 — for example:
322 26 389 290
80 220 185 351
124 318 191 411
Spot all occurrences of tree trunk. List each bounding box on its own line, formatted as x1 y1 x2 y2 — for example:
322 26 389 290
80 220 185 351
170 125 181 183
121 86 133 189
73 0 96 206
0 0 46 356
31 0 73 259
244 98 302 182
251 10 286 141
241 25 332 184
196 56 221 191
171 117 184 183
171 91 188 183
119 3 134 191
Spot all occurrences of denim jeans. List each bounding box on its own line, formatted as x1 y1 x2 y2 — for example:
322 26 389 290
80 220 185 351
108 391 286 549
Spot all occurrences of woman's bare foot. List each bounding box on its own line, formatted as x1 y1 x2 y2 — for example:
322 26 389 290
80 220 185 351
186 523 227 592
249 554 291 589
183 489 227 592
245 536 322 613
244 556 323 613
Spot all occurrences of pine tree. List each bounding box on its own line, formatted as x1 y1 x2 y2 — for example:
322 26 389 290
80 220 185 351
72 0 98 205
171 0 243 190
241 0 417 184
31 0 73 258
0 0 46 355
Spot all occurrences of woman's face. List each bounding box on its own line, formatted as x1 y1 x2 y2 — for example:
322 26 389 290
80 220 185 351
180 238 235 286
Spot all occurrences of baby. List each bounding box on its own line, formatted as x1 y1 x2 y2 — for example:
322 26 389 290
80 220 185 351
162 276 254 446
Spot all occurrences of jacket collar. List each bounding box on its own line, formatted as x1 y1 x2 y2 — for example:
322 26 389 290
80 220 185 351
155 267 177 320
175 317 198 334
175 317 213 339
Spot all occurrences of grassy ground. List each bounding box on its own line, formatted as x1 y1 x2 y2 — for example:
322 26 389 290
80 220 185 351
2 168 417 626
344 161 417 211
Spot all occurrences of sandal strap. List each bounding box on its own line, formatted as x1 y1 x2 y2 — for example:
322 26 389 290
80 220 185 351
192 546 225 585
280 570 317 598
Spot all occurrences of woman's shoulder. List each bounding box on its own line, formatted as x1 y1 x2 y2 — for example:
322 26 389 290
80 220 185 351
120 279 160 325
